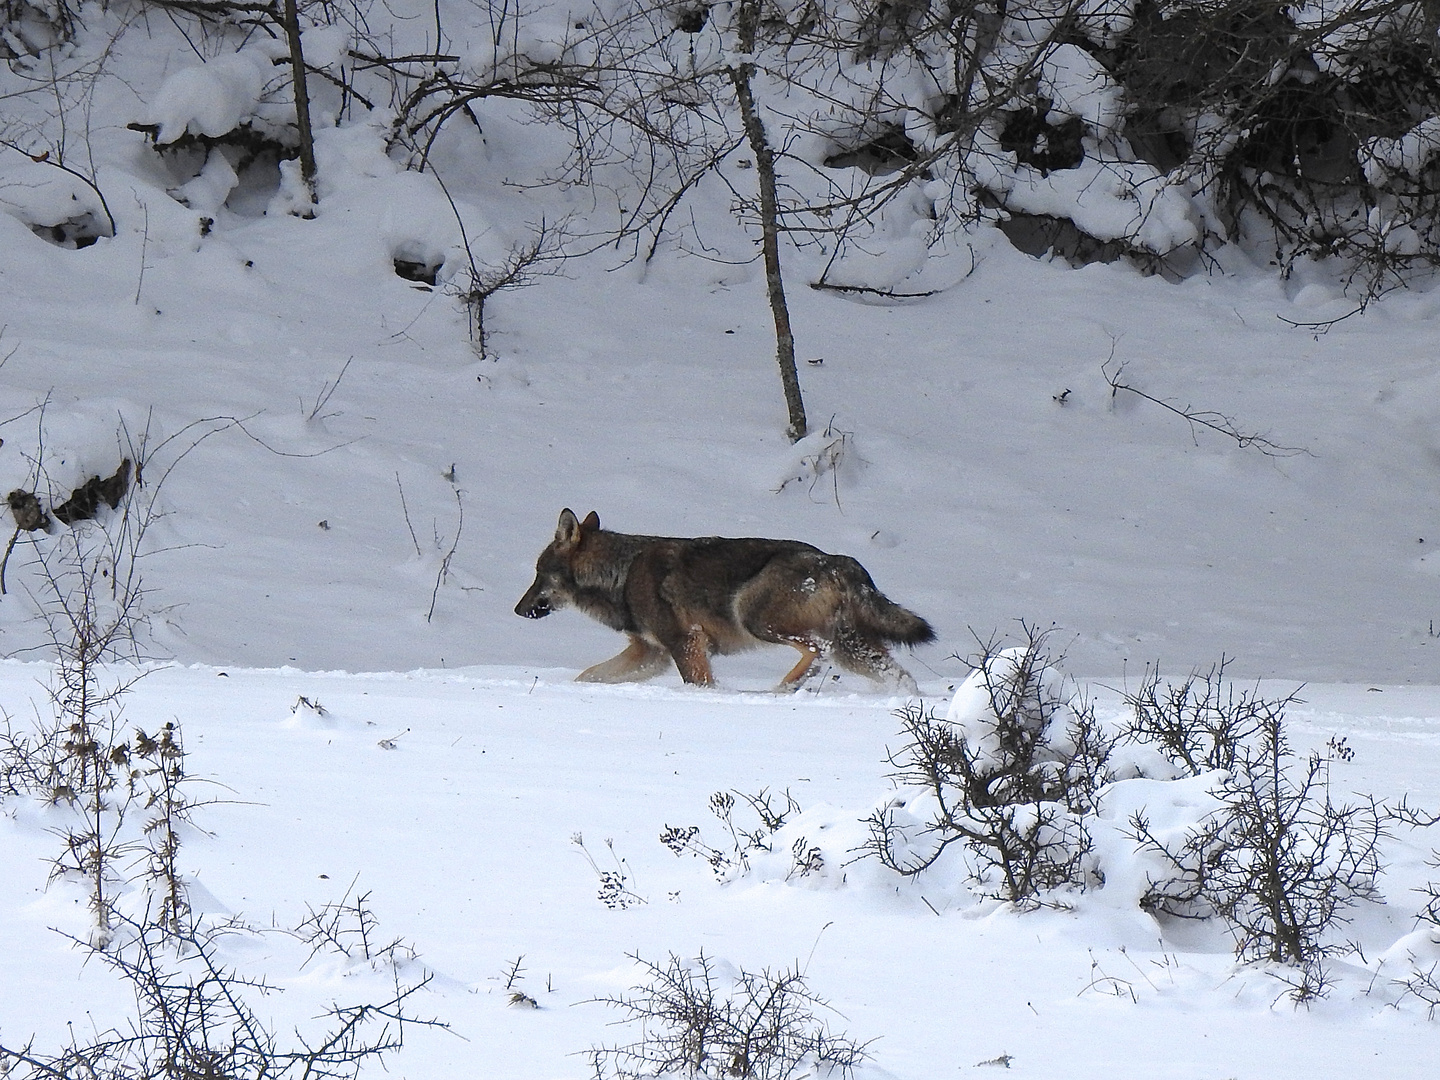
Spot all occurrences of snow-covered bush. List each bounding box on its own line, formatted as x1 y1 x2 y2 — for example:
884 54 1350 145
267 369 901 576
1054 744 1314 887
1110 0 1440 290
863 628 1112 903
646 632 1396 1004
1129 718 1385 986
11 0 1440 293
1117 658 1389 979
141 47 279 147
0 151 114 247
0 0 75 59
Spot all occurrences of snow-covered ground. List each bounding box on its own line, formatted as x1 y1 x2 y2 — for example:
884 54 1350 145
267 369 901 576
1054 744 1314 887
2 666 1439 1078
5 7 1440 1078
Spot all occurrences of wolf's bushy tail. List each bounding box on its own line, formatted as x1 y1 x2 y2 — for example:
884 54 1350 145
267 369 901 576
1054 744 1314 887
836 557 935 645
858 593 935 645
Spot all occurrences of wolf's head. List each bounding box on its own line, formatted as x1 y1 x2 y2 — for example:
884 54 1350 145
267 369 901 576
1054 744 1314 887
514 508 600 618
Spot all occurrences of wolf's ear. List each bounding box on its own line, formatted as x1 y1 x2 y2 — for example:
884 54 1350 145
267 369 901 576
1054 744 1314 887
555 508 583 548
581 511 600 532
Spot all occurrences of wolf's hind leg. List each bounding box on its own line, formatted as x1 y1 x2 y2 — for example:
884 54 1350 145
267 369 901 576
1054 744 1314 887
832 631 920 695
577 635 669 683
775 642 821 693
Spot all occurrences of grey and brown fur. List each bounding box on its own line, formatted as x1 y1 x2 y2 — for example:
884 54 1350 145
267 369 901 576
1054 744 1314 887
515 509 934 693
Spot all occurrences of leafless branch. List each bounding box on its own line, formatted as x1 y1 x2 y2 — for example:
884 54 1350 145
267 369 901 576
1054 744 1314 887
1103 361 1310 458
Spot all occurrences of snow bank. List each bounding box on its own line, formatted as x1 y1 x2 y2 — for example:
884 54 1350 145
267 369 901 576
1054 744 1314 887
1361 117 1440 184
141 48 278 144
977 140 1200 254
0 154 110 234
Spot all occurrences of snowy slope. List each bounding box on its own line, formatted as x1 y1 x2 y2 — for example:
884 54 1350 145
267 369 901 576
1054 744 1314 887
7 197 1440 682
2 14 1439 682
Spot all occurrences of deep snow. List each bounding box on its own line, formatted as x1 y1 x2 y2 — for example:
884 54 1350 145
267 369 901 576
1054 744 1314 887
3 665 1440 1080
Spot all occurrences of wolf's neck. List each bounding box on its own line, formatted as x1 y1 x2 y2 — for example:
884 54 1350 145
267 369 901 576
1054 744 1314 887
572 531 652 631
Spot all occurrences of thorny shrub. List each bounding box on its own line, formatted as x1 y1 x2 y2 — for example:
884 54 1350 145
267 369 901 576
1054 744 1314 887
0 433 446 1075
0 513 197 946
1382 799 1440 1015
0 686 444 1080
0 659 444 1080
1120 657 1288 776
0 655 443 1080
862 628 1111 904
0 905 446 1080
587 951 869 1080
812 630 1405 999
23 714 199 947
295 881 418 969
1129 714 1386 995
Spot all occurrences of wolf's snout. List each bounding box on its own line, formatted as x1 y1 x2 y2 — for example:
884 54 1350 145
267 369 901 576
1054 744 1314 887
515 594 552 618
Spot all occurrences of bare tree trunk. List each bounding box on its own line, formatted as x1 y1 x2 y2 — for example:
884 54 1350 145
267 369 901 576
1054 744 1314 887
280 0 318 206
1425 0 1440 65
730 0 807 442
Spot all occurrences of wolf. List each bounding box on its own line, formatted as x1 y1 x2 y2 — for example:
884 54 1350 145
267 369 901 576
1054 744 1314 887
515 509 934 693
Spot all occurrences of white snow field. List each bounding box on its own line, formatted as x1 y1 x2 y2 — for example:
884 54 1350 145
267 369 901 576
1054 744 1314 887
2 666 1440 1080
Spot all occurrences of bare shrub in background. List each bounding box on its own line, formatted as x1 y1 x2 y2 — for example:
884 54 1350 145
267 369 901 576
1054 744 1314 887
1120 657 1288 776
31 526 154 946
1128 691 1386 1000
0 417 225 945
0 415 447 1076
588 950 869 1080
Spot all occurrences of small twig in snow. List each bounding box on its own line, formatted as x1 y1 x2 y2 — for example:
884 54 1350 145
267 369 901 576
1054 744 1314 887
1102 360 1309 458
1277 307 1365 333
1 526 21 596
305 357 355 422
134 197 150 306
396 474 422 557
426 488 464 623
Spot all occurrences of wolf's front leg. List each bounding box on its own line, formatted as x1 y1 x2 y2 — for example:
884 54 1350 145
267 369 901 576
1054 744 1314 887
577 635 669 683
671 628 716 686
